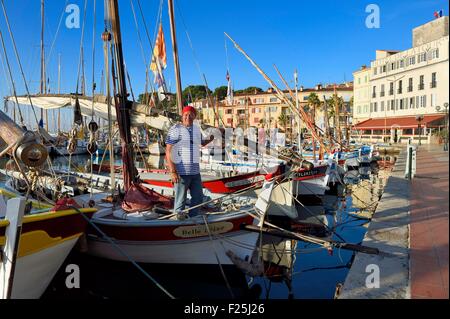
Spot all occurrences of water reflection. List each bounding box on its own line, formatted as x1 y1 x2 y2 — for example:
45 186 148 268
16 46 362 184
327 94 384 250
2 153 391 299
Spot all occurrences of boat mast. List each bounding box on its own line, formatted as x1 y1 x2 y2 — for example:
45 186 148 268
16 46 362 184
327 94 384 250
167 0 182 114
294 69 301 155
108 0 136 191
103 7 116 195
40 0 45 124
57 53 61 133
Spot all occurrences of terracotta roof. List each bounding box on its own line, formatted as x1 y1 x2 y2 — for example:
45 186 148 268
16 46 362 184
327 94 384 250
354 115 445 129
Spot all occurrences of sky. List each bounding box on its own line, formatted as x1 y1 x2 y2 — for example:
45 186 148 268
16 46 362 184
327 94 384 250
0 0 448 101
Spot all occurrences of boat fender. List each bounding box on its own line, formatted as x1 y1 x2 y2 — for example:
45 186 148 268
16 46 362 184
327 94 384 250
51 197 81 212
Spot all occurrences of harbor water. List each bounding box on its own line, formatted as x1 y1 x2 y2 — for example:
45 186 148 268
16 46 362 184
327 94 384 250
0 154 395 299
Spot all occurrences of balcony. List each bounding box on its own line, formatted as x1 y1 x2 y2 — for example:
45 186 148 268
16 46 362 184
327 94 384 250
430 81 437 88
418 83 424 90
407 86 413 92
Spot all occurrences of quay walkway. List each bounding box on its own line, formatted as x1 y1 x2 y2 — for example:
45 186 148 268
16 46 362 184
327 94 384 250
338 144 448 299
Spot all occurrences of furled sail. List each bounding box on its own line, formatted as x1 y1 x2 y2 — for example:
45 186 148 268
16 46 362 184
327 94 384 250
6 94 176 132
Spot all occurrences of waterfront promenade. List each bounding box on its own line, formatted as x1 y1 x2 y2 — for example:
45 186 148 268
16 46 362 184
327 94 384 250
410 144 449 299
339 143 448 299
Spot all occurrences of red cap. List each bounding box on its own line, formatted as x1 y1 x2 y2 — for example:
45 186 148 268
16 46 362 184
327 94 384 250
182 106 197 116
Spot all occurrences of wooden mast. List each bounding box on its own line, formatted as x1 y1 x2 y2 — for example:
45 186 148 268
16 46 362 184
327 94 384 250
40 0 45 124
57 53 61 133
108 0 136 191
167 0 183 114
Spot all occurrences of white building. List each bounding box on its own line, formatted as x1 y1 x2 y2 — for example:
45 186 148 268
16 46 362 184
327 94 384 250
354 16 449 144
352 65 372 123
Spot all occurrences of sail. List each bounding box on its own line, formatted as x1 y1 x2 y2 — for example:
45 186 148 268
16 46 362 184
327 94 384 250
6 94 175 132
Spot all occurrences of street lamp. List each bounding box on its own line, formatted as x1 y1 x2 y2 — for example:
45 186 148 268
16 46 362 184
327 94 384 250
436 103 449 151
415 114 424 146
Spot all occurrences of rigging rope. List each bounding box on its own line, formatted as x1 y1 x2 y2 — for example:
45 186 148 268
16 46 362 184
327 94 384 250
75 0 88 95
0 0 40 126
0 27 25 125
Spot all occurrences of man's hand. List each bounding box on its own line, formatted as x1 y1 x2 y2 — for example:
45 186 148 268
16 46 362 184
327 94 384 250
170 171 180 184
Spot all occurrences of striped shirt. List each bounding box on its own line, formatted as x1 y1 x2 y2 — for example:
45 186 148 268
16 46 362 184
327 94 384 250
165 123 206 175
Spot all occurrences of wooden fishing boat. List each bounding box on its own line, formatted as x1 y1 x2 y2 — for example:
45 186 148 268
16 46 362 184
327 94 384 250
0 191 96 299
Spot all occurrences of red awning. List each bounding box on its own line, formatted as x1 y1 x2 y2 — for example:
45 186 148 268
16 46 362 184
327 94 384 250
354 115 445 130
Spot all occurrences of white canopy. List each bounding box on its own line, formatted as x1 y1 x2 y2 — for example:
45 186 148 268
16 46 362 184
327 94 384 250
7 94 175 132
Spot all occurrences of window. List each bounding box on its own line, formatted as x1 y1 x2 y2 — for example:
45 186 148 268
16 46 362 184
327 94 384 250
420 95 427 108
372 86 376 98
389 82 394 95
408 78 413 92
374 102 378 112
409 56 415 65
373 68 377 75
382 65 386 72
255 98 264 104
431 94 437 107
255 108 261 113
391 62 395 70
399 99 404 110
409 97 415 109
398 80 402 94
381 101 385 112
269 97 278 103
380 84 385 97
226 109 233 114
400 60 404 68
418 52 427 63
431 72 437 88
237 109 246 115
419 75 424 90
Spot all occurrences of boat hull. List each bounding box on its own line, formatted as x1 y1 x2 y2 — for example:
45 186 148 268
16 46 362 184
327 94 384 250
86 213 259 265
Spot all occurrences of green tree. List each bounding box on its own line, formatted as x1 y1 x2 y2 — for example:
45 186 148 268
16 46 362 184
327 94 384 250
182 85 212 103
235 86 263 94
278 112 289 133
213 86 228 101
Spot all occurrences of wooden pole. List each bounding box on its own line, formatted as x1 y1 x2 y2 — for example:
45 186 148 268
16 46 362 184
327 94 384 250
57 53 61 133
108 0 136 191
40 0 45 124
167 0 183 114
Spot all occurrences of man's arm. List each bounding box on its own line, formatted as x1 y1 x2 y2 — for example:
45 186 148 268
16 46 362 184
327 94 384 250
165 144 180 183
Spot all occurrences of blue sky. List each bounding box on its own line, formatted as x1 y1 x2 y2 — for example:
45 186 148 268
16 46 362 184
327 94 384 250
0 0 448 100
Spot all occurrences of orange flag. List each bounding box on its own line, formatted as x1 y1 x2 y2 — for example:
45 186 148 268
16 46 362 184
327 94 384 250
150 23 167 72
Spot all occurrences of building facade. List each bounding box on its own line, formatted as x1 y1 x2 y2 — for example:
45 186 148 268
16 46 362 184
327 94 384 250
198 84 353 141
353 16 449 144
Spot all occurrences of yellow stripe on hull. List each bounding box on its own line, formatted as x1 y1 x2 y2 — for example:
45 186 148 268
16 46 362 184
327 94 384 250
17 231 83 258
22 208 96 224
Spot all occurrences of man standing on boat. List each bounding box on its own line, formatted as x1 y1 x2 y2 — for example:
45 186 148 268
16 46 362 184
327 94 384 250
165 106 214 219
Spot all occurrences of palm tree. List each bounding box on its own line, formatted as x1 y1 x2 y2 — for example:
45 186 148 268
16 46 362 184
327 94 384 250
278 112 289 134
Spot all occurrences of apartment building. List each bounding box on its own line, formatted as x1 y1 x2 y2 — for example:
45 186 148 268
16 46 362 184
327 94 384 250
353 16 449 144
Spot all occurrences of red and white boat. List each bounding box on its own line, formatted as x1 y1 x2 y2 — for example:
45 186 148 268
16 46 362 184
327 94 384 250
74 175 278 265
